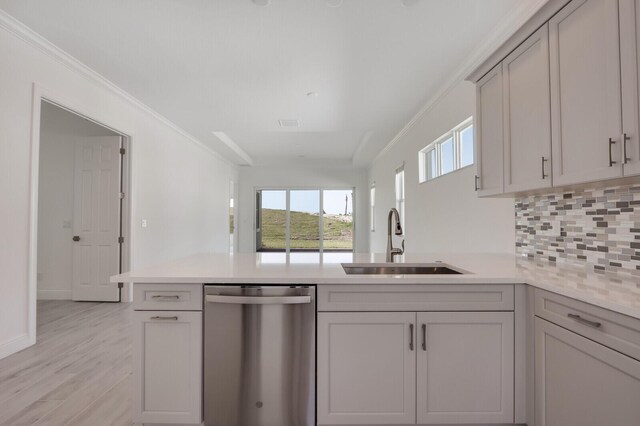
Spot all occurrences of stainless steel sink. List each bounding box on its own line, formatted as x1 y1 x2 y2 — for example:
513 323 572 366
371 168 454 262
341 263 464 275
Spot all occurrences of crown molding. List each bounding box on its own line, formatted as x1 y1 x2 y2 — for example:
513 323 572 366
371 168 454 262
371 0 549 165
0 9 237 168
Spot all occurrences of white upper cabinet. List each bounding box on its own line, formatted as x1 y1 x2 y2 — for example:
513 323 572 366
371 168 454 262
549 0 623 185
621 0 640 176
476 64 505 196
472 0 640 194
503 24 552 192
416 312 514 424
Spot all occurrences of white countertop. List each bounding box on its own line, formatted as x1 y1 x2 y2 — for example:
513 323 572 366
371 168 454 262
111 252 640 319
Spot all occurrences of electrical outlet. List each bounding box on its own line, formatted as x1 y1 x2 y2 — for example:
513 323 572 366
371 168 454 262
141 219 148 228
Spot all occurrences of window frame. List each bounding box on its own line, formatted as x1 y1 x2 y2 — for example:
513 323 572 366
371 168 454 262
370 183 376 232
419 117 474 183
254 187 356 253
395 165 405 232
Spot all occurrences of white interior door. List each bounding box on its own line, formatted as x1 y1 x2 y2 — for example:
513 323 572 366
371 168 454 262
72 136 121 301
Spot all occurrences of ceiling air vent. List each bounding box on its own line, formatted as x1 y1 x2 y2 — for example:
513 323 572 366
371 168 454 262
278 119 300 128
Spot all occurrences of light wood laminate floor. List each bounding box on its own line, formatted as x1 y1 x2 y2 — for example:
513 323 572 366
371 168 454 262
0 300 133 426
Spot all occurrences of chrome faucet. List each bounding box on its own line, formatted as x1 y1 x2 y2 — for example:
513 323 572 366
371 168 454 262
386 208 405 263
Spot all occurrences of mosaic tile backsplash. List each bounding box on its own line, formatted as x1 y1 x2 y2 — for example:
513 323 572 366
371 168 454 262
515 183 640 276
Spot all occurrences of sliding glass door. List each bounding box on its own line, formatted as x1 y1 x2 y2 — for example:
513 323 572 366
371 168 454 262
256 190 286 251
290 190 321 250
256 188 354 253
322 189 353 251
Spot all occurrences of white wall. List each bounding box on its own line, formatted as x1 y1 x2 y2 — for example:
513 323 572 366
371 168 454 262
37 105 120 300
369 81 515 254
237 164 369 253
0 20 237 358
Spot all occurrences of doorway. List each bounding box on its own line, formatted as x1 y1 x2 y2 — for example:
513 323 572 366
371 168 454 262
36 101 128 302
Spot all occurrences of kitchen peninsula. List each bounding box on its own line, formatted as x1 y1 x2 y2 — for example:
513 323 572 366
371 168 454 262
113 252 640 426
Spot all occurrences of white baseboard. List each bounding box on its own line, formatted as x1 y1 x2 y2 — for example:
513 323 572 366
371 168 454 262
0 334 34 360
37 289 72 300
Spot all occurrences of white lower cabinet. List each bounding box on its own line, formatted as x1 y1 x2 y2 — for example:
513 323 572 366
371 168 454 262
416 312 514 424
317 311 514 425
535 317 640 426
317 312 416 425
133 311 202 425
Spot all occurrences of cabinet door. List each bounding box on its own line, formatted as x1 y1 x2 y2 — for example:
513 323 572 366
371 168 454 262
476 64 505 196
535 317 640 426
416 312 514 424
133 311 202 424
317 312 416 425
621 0 640 176
550 0 623 185
503 24 552 192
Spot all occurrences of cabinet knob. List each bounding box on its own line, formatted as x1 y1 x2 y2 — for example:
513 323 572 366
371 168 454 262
72 236 80 242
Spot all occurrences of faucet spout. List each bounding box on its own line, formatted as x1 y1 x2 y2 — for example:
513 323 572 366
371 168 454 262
386 208 404 263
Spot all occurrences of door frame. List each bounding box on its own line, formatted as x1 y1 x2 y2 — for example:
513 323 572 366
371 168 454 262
27 83 132 344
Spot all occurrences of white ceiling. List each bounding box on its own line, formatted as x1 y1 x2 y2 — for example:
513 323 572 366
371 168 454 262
0 0 534 166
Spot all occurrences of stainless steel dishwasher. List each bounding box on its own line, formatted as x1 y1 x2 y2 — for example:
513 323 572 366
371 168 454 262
203 285 315 426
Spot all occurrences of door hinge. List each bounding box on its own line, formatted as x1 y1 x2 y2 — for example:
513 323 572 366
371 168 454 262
119 148 125 155
118 236 124 244
119 192 125 199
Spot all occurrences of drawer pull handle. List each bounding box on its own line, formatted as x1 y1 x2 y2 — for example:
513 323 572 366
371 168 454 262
409 324 414 351
608 137 617 167
623 133 631 164
568 313 601 329
151 295 180 300
150 316 178 321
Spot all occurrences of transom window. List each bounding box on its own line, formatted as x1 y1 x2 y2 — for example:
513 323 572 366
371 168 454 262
419 117 473 182
370 183 376 232
395 166 405 229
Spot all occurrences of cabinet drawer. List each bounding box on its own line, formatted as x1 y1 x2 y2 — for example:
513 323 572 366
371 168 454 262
318 284 514 312
534 289 640 360
133 283 202 311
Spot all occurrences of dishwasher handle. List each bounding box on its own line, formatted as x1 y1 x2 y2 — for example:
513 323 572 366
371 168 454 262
206 294 311 305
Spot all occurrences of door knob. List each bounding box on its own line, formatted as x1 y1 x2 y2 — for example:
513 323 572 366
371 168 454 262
72 236 80 242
